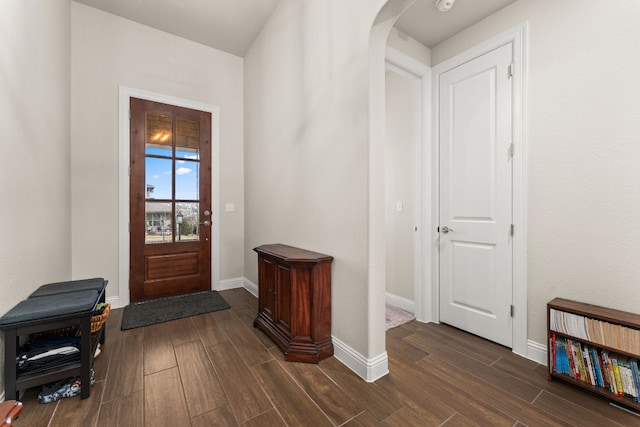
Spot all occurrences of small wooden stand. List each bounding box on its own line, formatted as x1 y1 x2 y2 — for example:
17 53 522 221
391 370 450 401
254 244 333 363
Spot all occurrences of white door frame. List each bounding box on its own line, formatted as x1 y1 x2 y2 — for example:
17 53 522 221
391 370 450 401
117 86 221 308
384 47 433 323
432 23 529 358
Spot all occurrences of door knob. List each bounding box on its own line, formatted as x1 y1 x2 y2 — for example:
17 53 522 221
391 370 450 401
199 220 211 226
441 226 453 234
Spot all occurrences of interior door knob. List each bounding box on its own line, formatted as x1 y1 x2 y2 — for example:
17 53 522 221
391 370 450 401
441 226 453 234
199 220 211 226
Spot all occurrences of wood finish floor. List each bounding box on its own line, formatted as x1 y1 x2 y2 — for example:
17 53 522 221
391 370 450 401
13 288 640 426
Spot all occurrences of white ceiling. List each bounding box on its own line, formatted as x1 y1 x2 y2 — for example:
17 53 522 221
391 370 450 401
73 0 517 56
73 0 281 57
395 0 518 47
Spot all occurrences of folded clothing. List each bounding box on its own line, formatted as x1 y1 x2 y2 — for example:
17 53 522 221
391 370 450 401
17 345 80 372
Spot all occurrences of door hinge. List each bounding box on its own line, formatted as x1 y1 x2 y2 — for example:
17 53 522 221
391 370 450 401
510 224 515 236
508 62 514 78
510 305 515 317
128 166 131 176
128 109 131 120
509 143 514 158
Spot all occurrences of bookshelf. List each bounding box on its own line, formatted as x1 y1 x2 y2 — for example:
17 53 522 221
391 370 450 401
547 298 640 412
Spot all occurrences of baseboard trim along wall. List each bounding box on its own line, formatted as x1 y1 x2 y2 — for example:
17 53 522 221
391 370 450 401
243 278 258 298
106 295 121 309
332 335 389 382
217 277 245 292
385 292 415 314
527 339 547 365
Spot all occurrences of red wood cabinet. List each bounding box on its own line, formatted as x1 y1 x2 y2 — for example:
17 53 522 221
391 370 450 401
253 244 333 363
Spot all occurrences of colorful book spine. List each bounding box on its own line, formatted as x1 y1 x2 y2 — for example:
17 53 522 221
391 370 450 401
612 358 625 397
590 348 603 387
630 359 640 402
583 345 595 386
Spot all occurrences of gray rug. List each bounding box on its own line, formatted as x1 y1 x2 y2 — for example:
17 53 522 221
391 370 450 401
121 290 230 330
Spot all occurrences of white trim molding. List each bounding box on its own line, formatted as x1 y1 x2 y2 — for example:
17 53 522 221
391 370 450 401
385 46 433 324
385 292 415 314
106 295 120 309
118 86 221 309
217 277 245 292
527 340 547 366
432 22 529 358
243 278 258 298
332 335 389 382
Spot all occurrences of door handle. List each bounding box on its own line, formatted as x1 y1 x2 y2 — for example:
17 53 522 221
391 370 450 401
441 226 453 234
199 220 211 226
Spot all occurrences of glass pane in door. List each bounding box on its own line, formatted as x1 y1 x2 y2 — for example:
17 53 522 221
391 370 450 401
145 202 173 244
176 160 199 200
175 202 199 242
145 157 172 200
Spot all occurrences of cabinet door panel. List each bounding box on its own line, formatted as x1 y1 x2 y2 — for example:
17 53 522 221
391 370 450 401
260 257 276 322
276 264 291 336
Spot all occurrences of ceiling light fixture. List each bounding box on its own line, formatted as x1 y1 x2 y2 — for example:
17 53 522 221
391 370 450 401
434 0 455 12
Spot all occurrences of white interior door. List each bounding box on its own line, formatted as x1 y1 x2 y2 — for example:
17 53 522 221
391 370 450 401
439 43 513 347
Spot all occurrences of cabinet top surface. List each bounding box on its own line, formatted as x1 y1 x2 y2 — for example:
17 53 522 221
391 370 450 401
254 244 333 263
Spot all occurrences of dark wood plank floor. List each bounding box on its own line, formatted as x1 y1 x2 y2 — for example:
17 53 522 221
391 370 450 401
13 288 640 426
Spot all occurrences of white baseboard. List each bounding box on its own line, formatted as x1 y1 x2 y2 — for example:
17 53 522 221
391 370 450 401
385 292 415 314
526 339 547 366
106 295 122 309
217 277 245 291
243 278 258 298
332 335 389 382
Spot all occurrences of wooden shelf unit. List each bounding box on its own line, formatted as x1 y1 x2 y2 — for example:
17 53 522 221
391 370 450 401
547 297 640 412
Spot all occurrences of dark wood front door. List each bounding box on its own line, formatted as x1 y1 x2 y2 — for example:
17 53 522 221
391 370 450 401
129 97 212 302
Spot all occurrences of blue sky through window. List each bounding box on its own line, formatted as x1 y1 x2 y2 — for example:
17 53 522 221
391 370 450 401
146 156 199 200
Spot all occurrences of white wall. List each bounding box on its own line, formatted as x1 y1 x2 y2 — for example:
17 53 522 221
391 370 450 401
384 70 416 302
244 0 387 363
432 0 640 345
0 0 72 397
71 2 245 303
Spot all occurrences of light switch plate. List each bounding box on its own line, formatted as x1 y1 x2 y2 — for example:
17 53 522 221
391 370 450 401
225 203 235 212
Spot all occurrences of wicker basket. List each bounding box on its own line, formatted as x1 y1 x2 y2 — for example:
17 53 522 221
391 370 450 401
90 303 110 334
